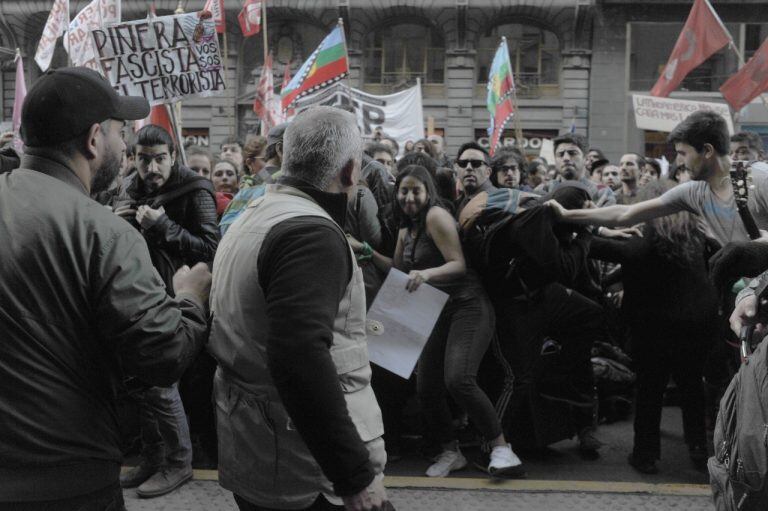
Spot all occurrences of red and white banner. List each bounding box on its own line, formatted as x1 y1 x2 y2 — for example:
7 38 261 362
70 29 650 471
253 54 275 134
204 0 226 34
238 0 262 37
720 38 768 112
35 0 70 72
65 0 120 71
12 53 27 152
650 0 731 97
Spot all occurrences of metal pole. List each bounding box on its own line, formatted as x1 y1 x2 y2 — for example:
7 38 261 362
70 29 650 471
167 102 188 167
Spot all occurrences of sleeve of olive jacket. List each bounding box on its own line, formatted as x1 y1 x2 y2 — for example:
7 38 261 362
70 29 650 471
146 189 220 263
92 228 208 387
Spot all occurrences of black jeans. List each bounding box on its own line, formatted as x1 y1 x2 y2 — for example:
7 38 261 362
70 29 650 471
631 322 710 459
417 287 501 445
234 494 343 511
495 283 602 430
0 482 125 511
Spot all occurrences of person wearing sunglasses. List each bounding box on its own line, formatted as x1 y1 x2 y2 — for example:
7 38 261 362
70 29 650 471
454 141 496 217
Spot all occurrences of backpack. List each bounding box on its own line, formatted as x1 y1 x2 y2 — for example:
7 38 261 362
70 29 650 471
709 336 768 511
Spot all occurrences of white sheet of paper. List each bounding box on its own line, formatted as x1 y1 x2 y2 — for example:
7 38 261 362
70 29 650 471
366 268 449 379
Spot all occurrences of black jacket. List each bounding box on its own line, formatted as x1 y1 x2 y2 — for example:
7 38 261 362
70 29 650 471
0 153 209 501
120 165 219 289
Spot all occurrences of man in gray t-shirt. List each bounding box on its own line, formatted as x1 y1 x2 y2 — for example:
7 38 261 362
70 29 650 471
549 111 768 247
658 162 768 245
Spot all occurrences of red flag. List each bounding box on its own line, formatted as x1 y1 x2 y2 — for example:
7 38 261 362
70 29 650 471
253 54 275 134
650 0 731 97
720 38 768 111
12 52 26 152
238 0 261 37
134 105 177 145
203 0 225 34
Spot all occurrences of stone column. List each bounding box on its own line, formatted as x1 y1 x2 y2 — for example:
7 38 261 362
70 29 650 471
561 49 591 137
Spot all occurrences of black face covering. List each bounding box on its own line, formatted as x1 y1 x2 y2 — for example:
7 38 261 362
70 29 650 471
551 184 591 211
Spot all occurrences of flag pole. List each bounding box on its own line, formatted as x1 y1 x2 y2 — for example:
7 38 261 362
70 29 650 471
167 103 187 166
261 0 270 135
339 18 354 107
727 40 768 112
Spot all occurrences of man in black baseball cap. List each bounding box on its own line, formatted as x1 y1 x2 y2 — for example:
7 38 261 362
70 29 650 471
20 66 149 194
0 68 213 510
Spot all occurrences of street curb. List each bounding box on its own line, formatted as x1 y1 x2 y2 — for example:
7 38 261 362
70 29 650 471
182 469 710 497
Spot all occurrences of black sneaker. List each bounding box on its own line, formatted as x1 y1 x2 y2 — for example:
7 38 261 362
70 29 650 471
578 427 602 460
539 383 594 408
628 452 658 474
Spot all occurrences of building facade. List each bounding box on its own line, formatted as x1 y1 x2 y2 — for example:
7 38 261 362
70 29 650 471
0 0 766 162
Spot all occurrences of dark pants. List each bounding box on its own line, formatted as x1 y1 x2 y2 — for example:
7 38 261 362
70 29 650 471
417 288 501 445
496 283 602 430
0 482 124 511
234 494 342 511
632 323 710 459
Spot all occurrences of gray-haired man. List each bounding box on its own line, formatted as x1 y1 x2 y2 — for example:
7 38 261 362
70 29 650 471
209 106 390 511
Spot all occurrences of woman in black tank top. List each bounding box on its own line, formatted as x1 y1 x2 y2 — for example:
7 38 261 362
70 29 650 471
351 165 524 478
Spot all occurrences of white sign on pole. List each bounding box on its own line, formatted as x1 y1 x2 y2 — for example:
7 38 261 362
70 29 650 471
66 0 120 71
292 83 425 145
91 12 226 106
366 269 449 380
632 94 734 134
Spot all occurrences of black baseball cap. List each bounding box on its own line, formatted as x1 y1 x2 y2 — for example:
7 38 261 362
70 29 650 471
21 67 150 147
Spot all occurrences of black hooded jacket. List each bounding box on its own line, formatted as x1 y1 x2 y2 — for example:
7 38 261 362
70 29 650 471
118 164 219 289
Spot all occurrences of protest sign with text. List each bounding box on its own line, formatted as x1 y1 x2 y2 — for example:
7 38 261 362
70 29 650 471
632 94 734 134
66 0 120 71
293 83 424 146
91 12 226 106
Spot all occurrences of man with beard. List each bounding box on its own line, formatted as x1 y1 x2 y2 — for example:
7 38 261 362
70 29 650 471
114 124 219 498
549 134 615 206
550 111 768 247
615 153 644 205
455 141 496 216
0 67 212 510
601 164 621 191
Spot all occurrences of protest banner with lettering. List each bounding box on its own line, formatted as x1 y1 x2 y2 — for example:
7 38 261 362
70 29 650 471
632 94 734 134
91 12 226 106
66 0 120 71
35 0 70 72
292 83 424 145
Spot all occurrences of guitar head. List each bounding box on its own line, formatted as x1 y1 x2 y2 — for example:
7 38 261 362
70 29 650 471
730 160 753 207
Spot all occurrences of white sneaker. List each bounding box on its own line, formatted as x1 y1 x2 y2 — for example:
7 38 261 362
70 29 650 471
426 448 467 477
488 443 525 477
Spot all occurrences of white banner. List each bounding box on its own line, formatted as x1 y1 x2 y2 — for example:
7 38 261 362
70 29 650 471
66 0 120 71
35 0 70 72
292 83 424 145
633 94 734 134
91 12 226 106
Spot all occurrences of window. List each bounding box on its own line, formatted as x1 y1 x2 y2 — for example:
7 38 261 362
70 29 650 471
363 23 444 89
629 22 740 92
745 24 768 61
476 23 561 98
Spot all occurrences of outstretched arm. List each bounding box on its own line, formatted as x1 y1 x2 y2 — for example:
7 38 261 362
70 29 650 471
548 197 678 228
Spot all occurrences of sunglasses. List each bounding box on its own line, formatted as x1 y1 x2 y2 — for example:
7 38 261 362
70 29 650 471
457 159 486 169
499 165 519 173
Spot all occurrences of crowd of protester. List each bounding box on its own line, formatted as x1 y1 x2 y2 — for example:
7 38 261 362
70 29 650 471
4 67 768 511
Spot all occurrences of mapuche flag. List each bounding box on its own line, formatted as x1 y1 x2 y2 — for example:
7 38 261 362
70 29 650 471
720 38 768 111
650 0 731 97
486 39 516 156
281 23 348 111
